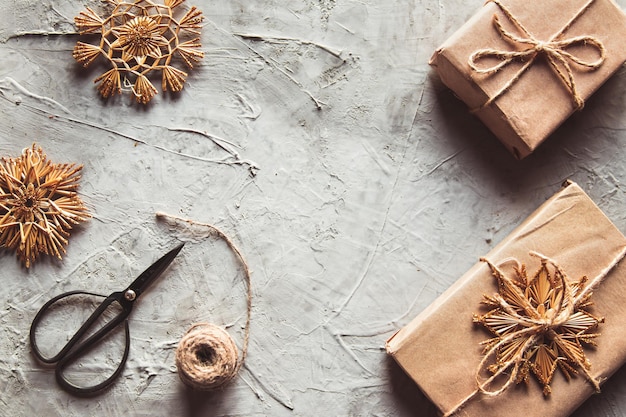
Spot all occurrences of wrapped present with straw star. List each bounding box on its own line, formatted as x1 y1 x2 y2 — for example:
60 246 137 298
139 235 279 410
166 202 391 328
386 181 626 417
429 0 626 159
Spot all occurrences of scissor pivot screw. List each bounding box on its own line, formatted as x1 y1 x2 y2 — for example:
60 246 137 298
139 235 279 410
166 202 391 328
124 290 137 301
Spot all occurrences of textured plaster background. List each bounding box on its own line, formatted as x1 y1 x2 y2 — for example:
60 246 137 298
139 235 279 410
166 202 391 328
1 0 626 416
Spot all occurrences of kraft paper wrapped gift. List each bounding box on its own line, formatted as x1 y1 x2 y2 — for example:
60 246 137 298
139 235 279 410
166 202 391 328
386 181 626 417
429 0 626 159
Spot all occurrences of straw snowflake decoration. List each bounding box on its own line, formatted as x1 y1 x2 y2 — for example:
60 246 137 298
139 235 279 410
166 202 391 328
73 0 204 104
0 144 90 268
474 254 603 396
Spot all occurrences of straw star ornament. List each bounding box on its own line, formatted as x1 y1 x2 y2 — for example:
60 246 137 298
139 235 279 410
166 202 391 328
73 0 204 104
0 145 90 268
474 253 604 396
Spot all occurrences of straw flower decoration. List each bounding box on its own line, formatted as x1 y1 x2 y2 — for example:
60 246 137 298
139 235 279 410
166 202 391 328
474 255 604 396
0 144 90 268
73 0 204 104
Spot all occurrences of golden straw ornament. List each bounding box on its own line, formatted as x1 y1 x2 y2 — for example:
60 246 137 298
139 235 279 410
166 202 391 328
73 0 205 104
474 253 605 397
0 144 90 268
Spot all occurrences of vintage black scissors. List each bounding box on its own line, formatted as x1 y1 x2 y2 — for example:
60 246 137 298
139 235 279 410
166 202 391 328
29 243 184 395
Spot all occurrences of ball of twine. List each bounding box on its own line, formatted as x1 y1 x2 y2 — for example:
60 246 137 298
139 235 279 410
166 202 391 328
156 211 252 391
175 323 240 390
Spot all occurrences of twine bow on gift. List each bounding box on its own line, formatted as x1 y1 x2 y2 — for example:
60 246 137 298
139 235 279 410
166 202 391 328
444 246 626 417
469 0 606 111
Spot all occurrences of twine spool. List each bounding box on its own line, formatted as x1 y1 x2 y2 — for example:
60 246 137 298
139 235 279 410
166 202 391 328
175 323 240 390
156 211 252 391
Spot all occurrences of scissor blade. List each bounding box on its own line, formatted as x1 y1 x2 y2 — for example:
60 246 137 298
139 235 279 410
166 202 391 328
126 243 184 298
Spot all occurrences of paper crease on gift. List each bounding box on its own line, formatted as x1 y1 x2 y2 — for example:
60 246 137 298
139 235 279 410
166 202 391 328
429 0 626 159
386 181 626 417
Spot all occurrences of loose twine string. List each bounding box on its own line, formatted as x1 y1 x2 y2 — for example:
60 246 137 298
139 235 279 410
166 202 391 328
468 0 605 111
155 211 252 390
444 246 626 417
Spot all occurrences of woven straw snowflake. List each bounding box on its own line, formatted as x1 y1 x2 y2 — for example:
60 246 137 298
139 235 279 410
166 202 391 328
474 255 603 396
73 0 204 104
0 144 90 268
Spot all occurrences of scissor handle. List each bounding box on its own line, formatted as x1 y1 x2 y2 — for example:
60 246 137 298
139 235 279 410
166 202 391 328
55 320 130 395
29 290 133 395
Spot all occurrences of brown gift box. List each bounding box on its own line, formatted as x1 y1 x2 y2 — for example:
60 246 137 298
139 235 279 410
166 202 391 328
386 181 626 417
429 0 626 159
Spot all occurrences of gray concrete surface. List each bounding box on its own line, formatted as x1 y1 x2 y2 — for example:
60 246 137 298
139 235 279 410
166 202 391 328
1 0 625 416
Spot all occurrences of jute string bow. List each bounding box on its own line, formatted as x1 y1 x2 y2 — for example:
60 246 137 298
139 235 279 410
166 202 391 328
469 0 605 111
444 247 626 417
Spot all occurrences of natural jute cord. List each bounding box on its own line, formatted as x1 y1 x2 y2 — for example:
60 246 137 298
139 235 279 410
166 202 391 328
469 0 605 111
156 211 252 390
